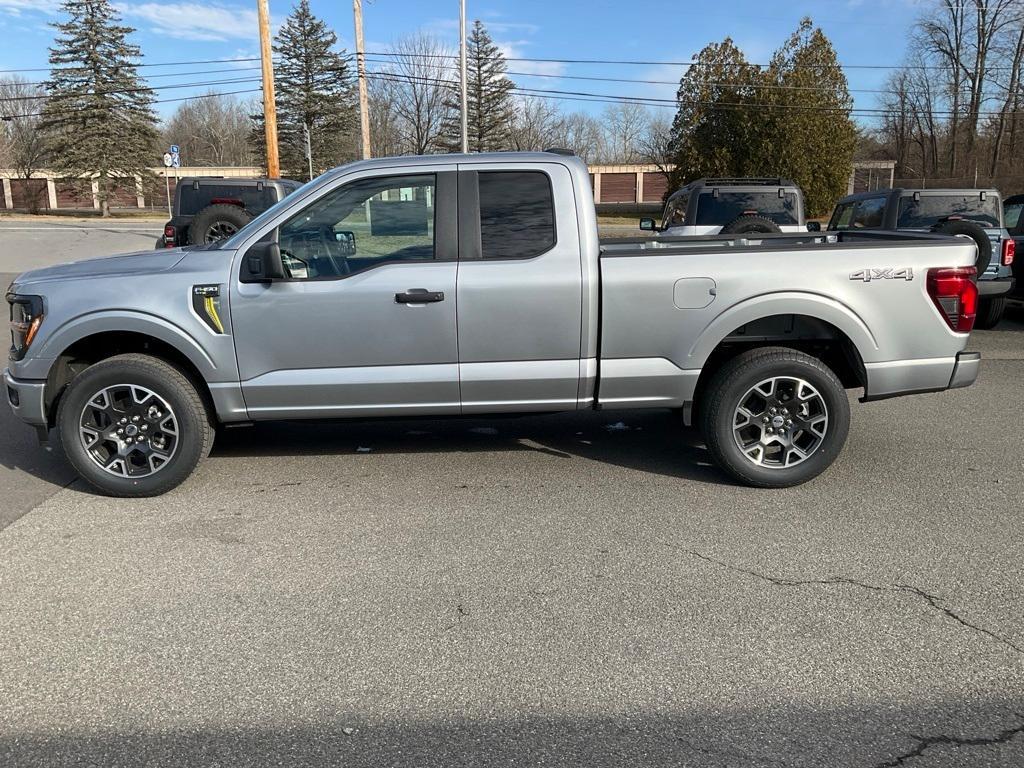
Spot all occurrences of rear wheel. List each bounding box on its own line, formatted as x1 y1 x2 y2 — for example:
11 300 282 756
699 347 850 488
719 214 782 235
57 354 213 497
974 296 1006 329
930 219 992 276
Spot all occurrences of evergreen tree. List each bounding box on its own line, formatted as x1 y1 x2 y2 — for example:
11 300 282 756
442 20 515 152
42 0 157 217
666 19 856 215
268 0 356 180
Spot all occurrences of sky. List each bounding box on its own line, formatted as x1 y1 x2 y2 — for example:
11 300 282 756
0 0 924 128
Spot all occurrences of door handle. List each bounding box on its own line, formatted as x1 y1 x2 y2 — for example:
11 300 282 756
395 289 445 304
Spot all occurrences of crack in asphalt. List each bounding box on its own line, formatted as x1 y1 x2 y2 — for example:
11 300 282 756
872 715 1024 767
650 538 1023 657
676 737 795 767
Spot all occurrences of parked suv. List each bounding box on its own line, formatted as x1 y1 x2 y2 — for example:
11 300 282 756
827 188 1015 328
1004 193 1024 302
158 177 301 248
641 178 810 236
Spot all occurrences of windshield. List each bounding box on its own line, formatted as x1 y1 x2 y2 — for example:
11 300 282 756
216 170 342 250
896 194 1001 228
695 191 800 226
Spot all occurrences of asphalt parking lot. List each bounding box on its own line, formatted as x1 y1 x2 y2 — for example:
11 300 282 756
1 219 1023 767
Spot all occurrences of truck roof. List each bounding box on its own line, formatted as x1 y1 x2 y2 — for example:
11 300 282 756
837 188 1001 204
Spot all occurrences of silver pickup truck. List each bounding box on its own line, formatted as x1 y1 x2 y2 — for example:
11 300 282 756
5 152 981 496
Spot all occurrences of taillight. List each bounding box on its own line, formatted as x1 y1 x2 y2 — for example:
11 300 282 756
1003 238 1016 266
163 225 176 247
927 267 977 333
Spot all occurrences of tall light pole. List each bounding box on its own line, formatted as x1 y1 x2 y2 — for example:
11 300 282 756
354 0 371 159
459 0 468 153
257 0 280 177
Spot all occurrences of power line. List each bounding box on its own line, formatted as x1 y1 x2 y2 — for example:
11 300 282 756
0 76 262 103
2 88 261 121
0 57 261 75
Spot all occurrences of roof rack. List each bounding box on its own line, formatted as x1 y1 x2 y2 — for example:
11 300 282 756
695 177 794 187
543 147 575 156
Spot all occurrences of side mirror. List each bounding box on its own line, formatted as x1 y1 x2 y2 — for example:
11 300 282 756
242 240 285 283
806 221 822 232
639 217 658 232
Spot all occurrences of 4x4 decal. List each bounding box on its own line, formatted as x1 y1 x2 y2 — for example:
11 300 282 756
850 268 914 282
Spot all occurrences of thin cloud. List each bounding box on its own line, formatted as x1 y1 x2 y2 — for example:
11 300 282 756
118 2 263 43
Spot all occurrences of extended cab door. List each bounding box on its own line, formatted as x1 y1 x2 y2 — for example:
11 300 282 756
455 163 584 413
230 168 461 419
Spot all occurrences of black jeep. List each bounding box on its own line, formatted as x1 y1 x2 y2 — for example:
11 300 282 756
158 177 301 248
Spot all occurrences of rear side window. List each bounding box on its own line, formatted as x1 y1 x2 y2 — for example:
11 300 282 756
850 197 886 228
178 184 275 216
1002 201 1021 231
478 171 555 259
694 191 799 226
897 195 1001 228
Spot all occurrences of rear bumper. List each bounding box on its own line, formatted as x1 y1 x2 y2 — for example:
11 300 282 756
861 351 979 402
978 277 1014 297
948 351 980 389
3 368 47 427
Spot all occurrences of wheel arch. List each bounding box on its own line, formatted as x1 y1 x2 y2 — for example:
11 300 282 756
40 322 218 428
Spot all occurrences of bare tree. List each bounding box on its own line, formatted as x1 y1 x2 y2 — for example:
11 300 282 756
637 111 674 175
601 101 649 163
163 92 255 167
508 97 564 151
550 110 605 163
379 34 454 155
0 76 48 212
366 75 403 157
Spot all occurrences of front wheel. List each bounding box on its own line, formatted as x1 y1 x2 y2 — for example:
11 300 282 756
699 347 851 488
56 354 213 497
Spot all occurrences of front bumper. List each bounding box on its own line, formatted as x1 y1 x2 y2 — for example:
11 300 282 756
978 277 1014 297
3 368 47 427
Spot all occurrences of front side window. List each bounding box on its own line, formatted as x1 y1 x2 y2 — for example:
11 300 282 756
276 174 435 280
663 195 689 228
897 194 1001 228
830 202 856 230
850 197 887 229
478 171 555 259
694 191 799 226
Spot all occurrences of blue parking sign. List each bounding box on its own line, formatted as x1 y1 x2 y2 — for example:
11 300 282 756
169 145 180 155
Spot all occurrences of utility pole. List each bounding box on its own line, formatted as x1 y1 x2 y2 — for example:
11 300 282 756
257 0 280 177
354 0 371 159
304 121 314 181
459 0 468 153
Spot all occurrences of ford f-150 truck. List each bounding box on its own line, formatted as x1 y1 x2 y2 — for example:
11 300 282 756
5 152 981 496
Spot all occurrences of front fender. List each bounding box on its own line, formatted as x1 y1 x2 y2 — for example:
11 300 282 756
19 310 221 382
686 291 880 369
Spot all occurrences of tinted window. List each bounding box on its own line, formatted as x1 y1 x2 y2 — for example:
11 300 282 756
830 202 857 230
276 174 435 280
663 195 689 227
1003 201 1022 231
897 195 1001 228
179 183 276 216
851 197 887 228
479 171 555 259
694 191 799 226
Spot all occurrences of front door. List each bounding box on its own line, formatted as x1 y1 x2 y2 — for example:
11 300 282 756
231 170 461 419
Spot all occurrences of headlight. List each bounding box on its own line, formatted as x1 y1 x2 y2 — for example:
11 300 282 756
7 293 44 361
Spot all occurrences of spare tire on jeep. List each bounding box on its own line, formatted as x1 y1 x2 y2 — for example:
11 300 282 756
929 219 992 276
188 204 253 245
720 214 782 235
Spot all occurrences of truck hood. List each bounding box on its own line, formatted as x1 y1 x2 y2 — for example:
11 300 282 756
10 248 191 289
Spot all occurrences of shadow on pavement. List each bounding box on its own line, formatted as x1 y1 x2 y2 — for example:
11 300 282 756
211 408 727 486
1 704 1022 767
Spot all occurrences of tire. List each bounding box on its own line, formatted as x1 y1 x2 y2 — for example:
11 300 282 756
974 296 1006 329
187 204 252 245
699 347 851 488
719 214 782 235
930 219 992 276
56 354 214 497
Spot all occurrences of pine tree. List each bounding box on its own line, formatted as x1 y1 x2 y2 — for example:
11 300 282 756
442 20 515 152
268 0 356 180
42 0 158 217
